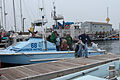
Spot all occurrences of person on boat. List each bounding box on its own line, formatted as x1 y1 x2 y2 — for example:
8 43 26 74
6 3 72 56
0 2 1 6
50 31 57 44
60 39 68 51
65 33 73 51
55 33 60 51
78 31 92 58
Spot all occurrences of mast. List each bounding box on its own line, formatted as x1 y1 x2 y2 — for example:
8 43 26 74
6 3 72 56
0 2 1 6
39 0 47 51
13 0 17 32
20 0 23 32
0 0 3 28
3 0 6 30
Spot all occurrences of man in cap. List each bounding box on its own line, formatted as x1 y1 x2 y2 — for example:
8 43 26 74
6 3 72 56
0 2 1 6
78 30 91 58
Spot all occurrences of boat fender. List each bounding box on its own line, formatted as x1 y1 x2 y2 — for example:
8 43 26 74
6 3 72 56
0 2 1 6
82 72 85 76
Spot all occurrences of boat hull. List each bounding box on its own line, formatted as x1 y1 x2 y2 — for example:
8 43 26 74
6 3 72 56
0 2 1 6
0 51 105 64
0 52 75 64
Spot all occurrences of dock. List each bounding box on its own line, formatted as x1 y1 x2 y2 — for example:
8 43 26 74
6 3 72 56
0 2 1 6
0 54 120 80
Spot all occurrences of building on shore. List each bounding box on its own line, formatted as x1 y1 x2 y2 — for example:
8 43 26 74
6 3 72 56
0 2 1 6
81 21 118 40
81 21 113 34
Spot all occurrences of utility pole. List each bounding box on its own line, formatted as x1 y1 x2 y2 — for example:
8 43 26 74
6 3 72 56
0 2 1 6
106 7 110 23
13 0 17 32
20 0 23 32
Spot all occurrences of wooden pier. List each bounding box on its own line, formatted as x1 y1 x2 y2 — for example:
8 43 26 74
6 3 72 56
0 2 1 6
0 54 120 80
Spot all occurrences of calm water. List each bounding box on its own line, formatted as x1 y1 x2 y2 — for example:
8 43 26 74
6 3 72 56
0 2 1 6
96 40 120 54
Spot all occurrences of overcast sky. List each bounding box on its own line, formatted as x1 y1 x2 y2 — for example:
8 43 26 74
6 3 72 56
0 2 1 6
1 0 120 31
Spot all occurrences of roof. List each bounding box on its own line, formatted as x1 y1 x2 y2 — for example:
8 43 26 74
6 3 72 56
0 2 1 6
86 21 112 26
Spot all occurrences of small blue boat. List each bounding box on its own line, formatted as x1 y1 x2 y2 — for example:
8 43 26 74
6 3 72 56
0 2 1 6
0 37 105 64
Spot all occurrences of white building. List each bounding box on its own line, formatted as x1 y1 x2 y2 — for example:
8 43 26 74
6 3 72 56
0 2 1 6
81 21 113 34
54 22 83 38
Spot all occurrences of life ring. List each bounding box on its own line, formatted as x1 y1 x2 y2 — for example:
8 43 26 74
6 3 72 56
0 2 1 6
65 25 70 29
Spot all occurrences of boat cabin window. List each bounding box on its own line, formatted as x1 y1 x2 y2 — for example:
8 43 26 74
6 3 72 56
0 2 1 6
20 39 23 41
17 39 20 42
16 38 23 42
25 39 29 41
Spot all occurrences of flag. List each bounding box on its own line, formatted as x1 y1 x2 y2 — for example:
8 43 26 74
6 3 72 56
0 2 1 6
62 21 65 28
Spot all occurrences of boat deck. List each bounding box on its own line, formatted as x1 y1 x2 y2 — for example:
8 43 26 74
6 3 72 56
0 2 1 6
0 54 120 80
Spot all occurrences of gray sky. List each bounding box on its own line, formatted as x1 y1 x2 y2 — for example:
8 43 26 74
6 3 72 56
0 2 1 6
1 0 120 31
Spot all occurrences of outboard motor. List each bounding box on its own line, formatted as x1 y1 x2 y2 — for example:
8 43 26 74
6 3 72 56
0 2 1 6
91 42 98 51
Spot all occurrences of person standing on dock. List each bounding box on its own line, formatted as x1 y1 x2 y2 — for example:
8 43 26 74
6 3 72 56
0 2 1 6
74 40 83 57
78 31 91 58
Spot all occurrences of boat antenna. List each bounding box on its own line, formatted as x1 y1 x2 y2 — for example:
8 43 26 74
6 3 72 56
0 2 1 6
13 0 17 32
53 1 57 29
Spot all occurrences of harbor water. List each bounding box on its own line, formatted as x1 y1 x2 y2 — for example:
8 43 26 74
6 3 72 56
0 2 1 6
97 40 120 54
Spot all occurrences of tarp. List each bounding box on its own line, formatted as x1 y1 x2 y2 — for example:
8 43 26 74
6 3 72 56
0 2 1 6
65 22 74 25
57 21 74 28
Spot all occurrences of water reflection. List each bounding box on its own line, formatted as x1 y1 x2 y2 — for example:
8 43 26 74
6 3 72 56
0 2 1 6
96 40 120 54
